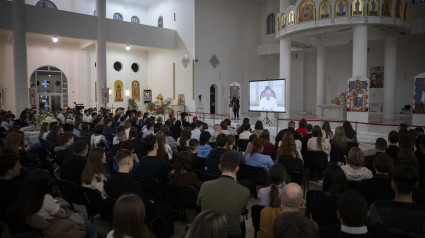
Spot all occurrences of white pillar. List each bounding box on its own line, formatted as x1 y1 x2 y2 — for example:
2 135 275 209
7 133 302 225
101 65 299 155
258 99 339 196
13 0 29 114
96 0 107 108
316 47 326 116
383 36 397 119
352 25 368 77
280 37 291 115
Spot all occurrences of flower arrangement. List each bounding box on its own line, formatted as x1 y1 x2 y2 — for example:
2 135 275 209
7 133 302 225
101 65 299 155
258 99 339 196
146 98 174 115
36 111 57 124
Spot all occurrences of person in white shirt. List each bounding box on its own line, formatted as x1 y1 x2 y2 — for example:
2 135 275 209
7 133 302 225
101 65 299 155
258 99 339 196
238 123 252 140
191 121 203 141
57 109 66 124
259 90 278 112
82 110 92 123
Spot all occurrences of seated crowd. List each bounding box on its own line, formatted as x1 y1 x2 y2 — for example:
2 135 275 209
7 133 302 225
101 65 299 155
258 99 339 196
0 107 424 238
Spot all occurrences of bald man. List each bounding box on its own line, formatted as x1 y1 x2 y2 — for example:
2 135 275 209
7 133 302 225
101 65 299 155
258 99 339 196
260 183 305 238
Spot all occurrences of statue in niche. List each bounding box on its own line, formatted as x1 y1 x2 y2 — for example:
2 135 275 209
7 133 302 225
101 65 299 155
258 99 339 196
157 93 164 107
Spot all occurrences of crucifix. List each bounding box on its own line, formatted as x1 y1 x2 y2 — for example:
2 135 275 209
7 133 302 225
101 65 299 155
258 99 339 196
42 80 50 88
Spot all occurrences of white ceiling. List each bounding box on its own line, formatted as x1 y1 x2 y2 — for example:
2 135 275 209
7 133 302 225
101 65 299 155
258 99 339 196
107 0 168 8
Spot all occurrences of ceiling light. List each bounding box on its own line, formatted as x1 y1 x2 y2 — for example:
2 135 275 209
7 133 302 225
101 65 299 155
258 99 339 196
125 44 131 51
52 36 58 43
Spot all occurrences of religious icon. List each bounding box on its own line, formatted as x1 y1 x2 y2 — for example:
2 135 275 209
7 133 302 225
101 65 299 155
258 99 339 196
382 0 392 17
280 14 285 29
177 94 185 105
144 90 152 103
395 0 402 18
414 78 425 114
351 0 364 16
369 67 384 88
157 93 164 107
348 80 368 112
297 0 315 23
29 88 36 106
319 0 331 19
368 0 379 16
335 0 347 17
288 10 295 26
131 80 140 102
114 80 123 102
403 3 409 20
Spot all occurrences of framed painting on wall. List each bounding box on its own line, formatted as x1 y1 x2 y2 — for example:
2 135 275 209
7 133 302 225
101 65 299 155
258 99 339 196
335 0 347 17
132 80 140 102
144 90 152 104
368 0 379 16
348 80 368 112
297 0 315 23
177 94 185 105
351 0 364 16
319 0 331 19
114 80 123 102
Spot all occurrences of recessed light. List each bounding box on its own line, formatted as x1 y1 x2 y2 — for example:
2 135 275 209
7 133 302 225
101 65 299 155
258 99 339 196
52 36 58 43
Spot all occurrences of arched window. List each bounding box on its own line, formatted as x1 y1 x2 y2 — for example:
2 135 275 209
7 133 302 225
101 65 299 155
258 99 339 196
30 66 68 112
158 16 163 28
36 0 57 10
131 16 140 24
267 14 276 34
113 13 123 21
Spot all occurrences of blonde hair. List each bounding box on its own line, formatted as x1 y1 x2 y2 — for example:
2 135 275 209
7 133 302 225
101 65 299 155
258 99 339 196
347 147 364 166
333 126 346 147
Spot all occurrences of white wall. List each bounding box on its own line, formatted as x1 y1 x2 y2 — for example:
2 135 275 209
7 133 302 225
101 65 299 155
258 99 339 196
195 0 278 116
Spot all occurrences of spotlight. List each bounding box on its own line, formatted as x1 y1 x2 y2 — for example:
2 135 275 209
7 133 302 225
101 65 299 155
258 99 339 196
125 44 131 51
52 36 58 43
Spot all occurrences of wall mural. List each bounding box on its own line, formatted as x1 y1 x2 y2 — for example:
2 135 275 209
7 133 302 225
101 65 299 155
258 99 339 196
348 80 368 112
382 0 392 16
297 0 315 23
319 0 331 19
281 14 286 29
288 10 295 26
114 80 123 102
369 66 384 88
368 0 379 16
131 80 140 102
414 78 425 114
335 0 347 17
351 0 364 16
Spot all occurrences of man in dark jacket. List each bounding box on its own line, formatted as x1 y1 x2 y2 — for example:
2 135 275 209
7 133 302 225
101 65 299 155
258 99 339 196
206 134 228 175
60 140 88 185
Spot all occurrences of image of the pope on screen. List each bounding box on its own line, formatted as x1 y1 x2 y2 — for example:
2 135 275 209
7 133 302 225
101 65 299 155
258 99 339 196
249 79 286 112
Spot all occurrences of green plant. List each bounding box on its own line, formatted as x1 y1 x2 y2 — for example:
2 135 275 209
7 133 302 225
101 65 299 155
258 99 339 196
145 98 174 115
128 98 138 109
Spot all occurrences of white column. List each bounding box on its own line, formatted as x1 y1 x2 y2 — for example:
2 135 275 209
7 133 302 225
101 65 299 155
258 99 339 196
352 25 368 77
383 36 397 119
316 47 326 116
280 37 291 115
13 0 29 114
96 0 107 108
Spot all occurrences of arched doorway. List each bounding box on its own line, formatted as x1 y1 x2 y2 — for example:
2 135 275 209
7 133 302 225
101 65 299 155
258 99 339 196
210 84 217 114
30 66 68 112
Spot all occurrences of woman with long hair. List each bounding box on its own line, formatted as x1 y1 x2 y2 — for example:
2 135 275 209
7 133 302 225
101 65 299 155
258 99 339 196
90 124 109 149
184 210 227 238
168 151 200 190
322 121 334 140
307 126 331 155
252 120 264 137
160 124 178 154
245 138 274 172
225 135 236 151
308 165 347 226
6 169 95 238
107 194 149 238
329 126 347 164
177 127 192 150
3 132 25 154
81 148 109 199
257 164 287 206
343 121 358 143
296 118 308 137
156 131 172 163
277 131 302 160
38 122 49 140
341 147 373 181
260 129 277 161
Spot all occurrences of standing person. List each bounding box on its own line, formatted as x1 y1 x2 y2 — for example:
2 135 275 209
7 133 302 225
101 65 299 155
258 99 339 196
106 194 149 238
231 96 240 120
197 151 250 237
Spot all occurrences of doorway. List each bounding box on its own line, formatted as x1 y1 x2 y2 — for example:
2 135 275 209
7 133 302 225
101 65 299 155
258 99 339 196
210 84 217 114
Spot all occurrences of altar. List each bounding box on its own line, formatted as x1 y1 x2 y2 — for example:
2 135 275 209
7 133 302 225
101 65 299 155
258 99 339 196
319 104 347 121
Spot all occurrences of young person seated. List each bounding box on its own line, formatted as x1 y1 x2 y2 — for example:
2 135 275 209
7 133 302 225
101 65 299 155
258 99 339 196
238 123 252 140
81 148 109 199
54 131 74 159
206 134 228 175
177 127 192 151
197 131 212 159
191 120 203 141
197 151 250 238
260 129 276 161
341 148 373 182
189 139 205 171
168 151 201 191
184 209 227 238
245 138 274 173
258 164 288 206
60 140 89 185
0 153 22 220
369 165 425 237
296 118 308 137
364 138 387 175
357 153 394 206
307 125 331 155
385 130 400 165
138 135 170 182
273 212 318 238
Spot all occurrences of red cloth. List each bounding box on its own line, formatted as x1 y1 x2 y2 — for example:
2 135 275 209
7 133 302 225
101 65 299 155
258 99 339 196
262 142 276 161
296 128 307 137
